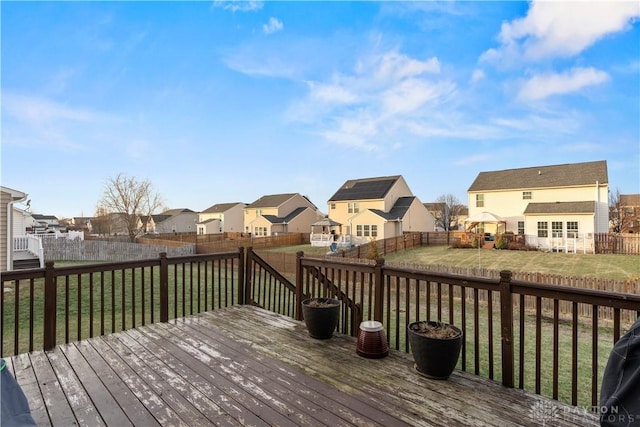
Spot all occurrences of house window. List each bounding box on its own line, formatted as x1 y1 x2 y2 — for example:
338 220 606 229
348 202 360 214
254 226 267 236
371 225 378 237
551 221 563 237
517 221 524 235
356 225 363 237
330 203 336 210
257 209 262 216
522 191 532 200
476 194 484 208
364 225 370 237
567 221 579 238
537 221 548 238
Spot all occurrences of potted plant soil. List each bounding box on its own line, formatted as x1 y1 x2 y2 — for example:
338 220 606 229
301 297 340 339
407 320 463 380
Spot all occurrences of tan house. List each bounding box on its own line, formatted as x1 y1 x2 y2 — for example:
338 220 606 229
619 194 640 234
467 160 609 252
244 193 322 236
197 202 245 235
323 175 433 246
1 186 28 271
153 209 199 234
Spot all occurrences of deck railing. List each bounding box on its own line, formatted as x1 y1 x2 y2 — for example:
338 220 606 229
1 250 244 356
294 253 640 408
2 248 639 409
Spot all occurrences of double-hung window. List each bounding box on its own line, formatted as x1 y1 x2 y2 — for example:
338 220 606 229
537 221 548 238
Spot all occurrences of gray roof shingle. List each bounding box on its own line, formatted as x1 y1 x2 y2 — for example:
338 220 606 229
468 160 608 192
523 201 596 215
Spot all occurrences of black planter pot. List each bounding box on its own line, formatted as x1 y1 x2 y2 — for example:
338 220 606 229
301 298 340 339
407 321 463 380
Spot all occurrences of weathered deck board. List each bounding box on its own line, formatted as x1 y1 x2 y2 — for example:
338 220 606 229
9 305 599 426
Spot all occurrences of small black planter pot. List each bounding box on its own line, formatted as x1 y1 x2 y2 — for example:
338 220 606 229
301 298 340 339
407 321 463 380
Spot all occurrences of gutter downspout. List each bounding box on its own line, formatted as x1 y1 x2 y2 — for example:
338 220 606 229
7 193 28 270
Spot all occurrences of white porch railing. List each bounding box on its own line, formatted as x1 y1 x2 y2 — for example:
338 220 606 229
310 233 352 248
13 235 44 268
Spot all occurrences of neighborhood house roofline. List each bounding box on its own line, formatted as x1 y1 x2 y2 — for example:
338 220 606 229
366 197 416 221
201 202 244 214
468 160 608 192
328 175 402 202
262 207 308 224
523 201 596 215
246 193 300 209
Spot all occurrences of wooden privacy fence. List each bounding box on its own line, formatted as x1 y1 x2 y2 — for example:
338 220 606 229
594 233 640 254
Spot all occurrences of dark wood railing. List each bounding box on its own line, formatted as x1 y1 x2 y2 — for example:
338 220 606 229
294 253 640 408
2 248 639 408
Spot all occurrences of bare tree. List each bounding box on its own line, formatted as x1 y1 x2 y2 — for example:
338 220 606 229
434 194 465 231
609 187 622 233
96 173 163 242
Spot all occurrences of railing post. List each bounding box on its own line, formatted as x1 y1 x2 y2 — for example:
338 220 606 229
238 247 246 305
159 252 168 322
244 247 255 305
373 258 385 322
43 261 56 351
295 251 304 321
499 270 514 388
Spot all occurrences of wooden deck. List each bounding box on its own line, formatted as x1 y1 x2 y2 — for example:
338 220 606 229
7 305 599 426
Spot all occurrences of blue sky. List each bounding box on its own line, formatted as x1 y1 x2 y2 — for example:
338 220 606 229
2 1 639 218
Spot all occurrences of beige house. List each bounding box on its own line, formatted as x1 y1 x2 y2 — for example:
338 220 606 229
197 202 245 235
244 193 322 236
153 209 199 234
323 175 433 246
1 186 28 271
467 160 609 252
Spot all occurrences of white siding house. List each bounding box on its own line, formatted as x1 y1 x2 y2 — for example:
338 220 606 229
467 160 609 252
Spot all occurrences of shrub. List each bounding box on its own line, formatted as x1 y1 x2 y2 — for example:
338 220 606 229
366 238 381 260
495 236 508 250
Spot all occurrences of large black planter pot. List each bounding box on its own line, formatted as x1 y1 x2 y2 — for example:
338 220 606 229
408 321 463 380
301 298 340 339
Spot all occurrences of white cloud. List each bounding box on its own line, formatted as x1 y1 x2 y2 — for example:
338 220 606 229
482 1 639 63
3 93 104 124
518 67 610 101
263 17 283 35
212 0 263 13
470 69 485 84
287 50 454 150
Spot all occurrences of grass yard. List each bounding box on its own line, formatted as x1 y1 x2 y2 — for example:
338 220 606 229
271 244 640 281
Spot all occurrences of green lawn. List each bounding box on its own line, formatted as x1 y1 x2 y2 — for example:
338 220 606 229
271 244 640 280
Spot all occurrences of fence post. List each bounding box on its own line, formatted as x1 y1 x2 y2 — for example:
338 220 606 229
374 258 385 322
159 252 169 322
238 247 246 305
295 251 304 321
499 270 514 388
43 261 56 351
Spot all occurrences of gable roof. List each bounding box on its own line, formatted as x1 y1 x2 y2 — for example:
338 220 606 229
161 208 196 216
468 160 608 192
247 193 299 209
201 202 244 214
370 197 415 220
262 207 309 224
523 201 596 215
329 176 401 202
